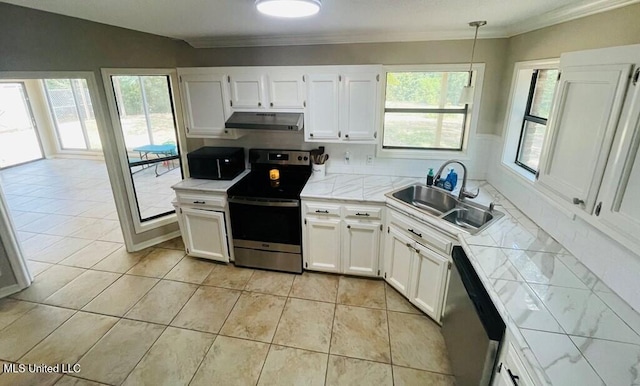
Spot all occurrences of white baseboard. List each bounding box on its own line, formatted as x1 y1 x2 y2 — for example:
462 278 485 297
0 283 23 299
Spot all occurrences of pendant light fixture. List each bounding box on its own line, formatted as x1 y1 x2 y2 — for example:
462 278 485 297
459 20 486 105
256 0 321 18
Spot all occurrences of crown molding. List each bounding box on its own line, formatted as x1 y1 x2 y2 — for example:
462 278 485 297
505 0 640 36
186 0 640 48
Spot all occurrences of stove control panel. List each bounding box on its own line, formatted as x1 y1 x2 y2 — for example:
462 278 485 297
249 149 311 166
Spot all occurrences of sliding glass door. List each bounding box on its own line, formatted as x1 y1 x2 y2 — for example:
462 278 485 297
108 73 183 224
0 82 43 168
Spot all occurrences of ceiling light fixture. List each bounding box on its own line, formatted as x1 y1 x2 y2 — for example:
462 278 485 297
255 0 321 18
459 20 487 105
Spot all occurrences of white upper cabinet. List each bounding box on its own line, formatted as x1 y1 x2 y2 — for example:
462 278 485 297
229 73 265 109
537 64 632 213
267 71 306 109
341 72 380 141
305 73 341 140
178 72 239 139
305 65 382 143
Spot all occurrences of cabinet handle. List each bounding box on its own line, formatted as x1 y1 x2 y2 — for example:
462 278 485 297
347 225 351 229
338 131 341 137
408 228 422 238
310 133 314 137
355 212 370 217
572 198 585 206
345 134 349 138
405 242 412 248
374 131 377 139
315 210 329 214
595 202 602 216
270 102 273 107
507 369 520 385
193 200 206 204
258 102 262 107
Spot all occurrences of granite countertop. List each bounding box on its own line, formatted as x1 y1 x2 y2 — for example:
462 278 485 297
171 170 250 193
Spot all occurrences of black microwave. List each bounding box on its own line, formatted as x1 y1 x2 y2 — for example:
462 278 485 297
187 147 245 180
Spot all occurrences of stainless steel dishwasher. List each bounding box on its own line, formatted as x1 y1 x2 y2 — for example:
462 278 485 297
442 246 505 386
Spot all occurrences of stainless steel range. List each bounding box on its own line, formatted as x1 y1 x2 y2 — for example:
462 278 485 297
227 149 312 273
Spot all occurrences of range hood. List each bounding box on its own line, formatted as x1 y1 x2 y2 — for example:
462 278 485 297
225 112 303 131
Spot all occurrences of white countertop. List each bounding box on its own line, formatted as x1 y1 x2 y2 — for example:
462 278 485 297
171 170 250 193
303 173 640 386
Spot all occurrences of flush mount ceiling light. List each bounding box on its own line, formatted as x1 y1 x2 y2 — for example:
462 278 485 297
255 0 321 18
459 20 487 105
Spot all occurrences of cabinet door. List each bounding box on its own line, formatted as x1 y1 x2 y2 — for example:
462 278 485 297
598 72 640 245
537 64 632 213
305 74 340 141
304 217 341 272
342 220 381 277
408 246 449 322
493 343 536 386
229 73 264 109
383 225 414 296
173 202 188 254
181 207 229 262
341 72 380 141
179 73 234 138
268 73 305 109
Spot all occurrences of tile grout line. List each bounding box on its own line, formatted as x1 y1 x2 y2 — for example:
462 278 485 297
383 283 396 385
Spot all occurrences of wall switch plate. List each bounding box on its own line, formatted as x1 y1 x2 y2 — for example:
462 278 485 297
366 155 374 165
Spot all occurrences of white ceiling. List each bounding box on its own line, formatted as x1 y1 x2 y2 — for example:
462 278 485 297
2 0 637 47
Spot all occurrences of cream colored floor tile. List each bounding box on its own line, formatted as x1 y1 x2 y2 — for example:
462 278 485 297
97 227 125 243
330 305 390 363
82 275 158 317
171 286 240 333
220 292 286 343
12 265 86 302
273 298 334 352
21 312 118 365
59 241 122 268
326 355 393 386
337 276 386 309
28 237 92 264
385 284 421 314
43 270 120 309
0 305 74 361
125 280 197 324
44 217 96 237
19 214 73 234
54 375 107 385
77 319 165 385
165 256 216 284
202 264 254 290
0 370 61 386
257 345 327 386
122 327 214 386
0 299 37 331
69 219 120 240
22 234 65 257
156 237 185 251
126 248 184 278
27 260 53 276
392 366 455 386
290 272 339 303
388 311 452 373
244 270 295 296
91 246 152 273
190 335 269 386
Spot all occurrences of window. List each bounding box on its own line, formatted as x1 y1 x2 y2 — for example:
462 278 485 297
515 69 558 173
44 79 101 151
382 70 469 151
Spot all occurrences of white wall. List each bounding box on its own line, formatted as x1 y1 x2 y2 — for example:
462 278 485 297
486 135 640 311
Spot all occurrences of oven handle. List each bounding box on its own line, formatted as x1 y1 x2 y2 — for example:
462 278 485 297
228 197 300 208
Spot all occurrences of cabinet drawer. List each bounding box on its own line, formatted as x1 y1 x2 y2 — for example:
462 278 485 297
389 211 452 255
304 201 341 216
343 205 383 220
177 192 226 208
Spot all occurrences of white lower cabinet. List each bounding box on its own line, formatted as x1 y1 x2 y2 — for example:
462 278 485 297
342 220 381 276
383 209 453 323
179 207 229 262
493 340 535 386
302 200 382 276
408 246 449 320
304 217 342 273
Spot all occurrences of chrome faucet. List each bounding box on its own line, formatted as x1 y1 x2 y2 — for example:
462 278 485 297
433 159 479 200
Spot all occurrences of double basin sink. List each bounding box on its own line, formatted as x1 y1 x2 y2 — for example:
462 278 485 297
389 184 504 235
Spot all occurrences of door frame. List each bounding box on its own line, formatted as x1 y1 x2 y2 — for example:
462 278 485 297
0 183 30 297
101 68 188 234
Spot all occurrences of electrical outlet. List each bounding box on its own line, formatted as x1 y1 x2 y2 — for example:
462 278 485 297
366 155 374 165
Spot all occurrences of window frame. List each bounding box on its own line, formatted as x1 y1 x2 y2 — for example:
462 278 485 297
377 63 485 160
501 59 559 182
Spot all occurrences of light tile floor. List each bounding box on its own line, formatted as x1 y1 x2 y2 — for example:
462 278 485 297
0 159 455 385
